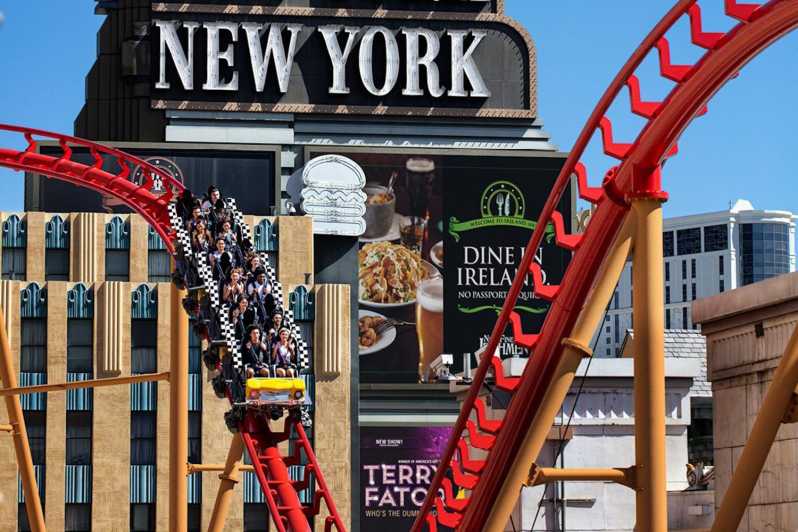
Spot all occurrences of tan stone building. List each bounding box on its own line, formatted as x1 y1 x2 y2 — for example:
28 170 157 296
0 211 352 532
694 271 798 531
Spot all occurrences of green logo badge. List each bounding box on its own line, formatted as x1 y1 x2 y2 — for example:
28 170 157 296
448 180 554 242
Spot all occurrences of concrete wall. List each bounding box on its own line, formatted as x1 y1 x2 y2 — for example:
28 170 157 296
694 271 798 531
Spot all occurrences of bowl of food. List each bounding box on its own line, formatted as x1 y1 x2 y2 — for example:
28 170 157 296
358 309 397 355
359 242 441 308
363 183 396 239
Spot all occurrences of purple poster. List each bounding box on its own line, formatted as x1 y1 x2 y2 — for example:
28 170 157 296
360 426 453 531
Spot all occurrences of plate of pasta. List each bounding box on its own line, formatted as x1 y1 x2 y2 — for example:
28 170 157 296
358 242 439 308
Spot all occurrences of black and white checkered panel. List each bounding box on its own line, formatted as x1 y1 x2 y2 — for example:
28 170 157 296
168 203 194 262
224 201 311 372
226 198 252 245
218 303 241 365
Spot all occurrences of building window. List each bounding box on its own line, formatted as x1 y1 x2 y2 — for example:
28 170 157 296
677 227 702 255
131 412 156 466
130 503 156 532
613 292 619 310
606 336 611 344
105 249 129 281
692 283 697 301
688 397 714 466
681 260 687 280
719 255 724 276
741 223 791 285
2 215 26 280
21 318 47 373
24 411 47 465
65 503 91 532
188 412 202 465
105 217 130 281
132 320 158 375
682 307 689 329
244 503 270 532
188 503 202 532
666 309 671 329
148 227 171 283
704 224 729 252
66 412 92 465
67 319 93 374
691 258 696 279
719 279 725 292
614 314 620 344
682 285 687 302
665 286 671 304
45 215 70 281
605 348 611 357
665 262 670 282
663 231 674 257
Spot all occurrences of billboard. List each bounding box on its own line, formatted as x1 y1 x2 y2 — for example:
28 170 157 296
360 426 453 531
307 150 570 383
149 5 535 118
28 146 276 215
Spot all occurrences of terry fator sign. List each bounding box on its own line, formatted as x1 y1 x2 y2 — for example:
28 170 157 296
150 4 535 118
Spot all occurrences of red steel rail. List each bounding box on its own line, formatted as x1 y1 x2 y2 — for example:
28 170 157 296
414 0 798 529
0 124 185 252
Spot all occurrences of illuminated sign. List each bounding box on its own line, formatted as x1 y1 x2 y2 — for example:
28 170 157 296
150 4 535 118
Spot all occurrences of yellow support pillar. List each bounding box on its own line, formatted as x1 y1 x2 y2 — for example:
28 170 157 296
208 434 246 532
483 215 636 531
631 198 668 532
170 283 189 532
0 309 46 532
711 323 798 531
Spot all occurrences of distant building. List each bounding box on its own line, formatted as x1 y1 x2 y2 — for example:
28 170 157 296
599 200 797 358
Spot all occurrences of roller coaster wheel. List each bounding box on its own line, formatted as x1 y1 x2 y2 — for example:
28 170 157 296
211 374 227 399
224 407 244 433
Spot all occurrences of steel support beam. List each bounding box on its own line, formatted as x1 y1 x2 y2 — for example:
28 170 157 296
631 198 668 532
207 434 246 532
0 372 169 397
187 462 254 474
527 465 636 490
169 283 189 532
483 215 636 531
0 309 46 532
711 322 798 531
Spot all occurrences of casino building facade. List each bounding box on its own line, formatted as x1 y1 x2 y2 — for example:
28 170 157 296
5 1 578 531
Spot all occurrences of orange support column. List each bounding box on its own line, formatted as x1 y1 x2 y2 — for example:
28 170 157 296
630 197 668 532
0 309 46 532
169 283 189 532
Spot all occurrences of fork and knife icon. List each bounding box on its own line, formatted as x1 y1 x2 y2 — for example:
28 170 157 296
496 192 512 216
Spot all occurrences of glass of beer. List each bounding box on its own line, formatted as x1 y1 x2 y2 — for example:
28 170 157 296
400 216 427 253
416 277 444 383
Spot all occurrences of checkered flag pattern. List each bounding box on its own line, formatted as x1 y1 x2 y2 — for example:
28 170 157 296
169 203 194 262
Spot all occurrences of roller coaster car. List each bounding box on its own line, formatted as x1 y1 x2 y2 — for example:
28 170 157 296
243 377 308 408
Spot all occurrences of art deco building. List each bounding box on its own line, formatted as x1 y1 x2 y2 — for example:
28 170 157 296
0 211 352 532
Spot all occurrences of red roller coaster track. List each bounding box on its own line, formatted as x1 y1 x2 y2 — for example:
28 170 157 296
1 1 797 529
414 0 798 530
0 124 346 531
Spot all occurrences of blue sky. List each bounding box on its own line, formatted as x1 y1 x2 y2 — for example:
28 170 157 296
0 1 795 217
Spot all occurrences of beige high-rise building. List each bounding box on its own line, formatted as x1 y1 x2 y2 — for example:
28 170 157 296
0 211 352 532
